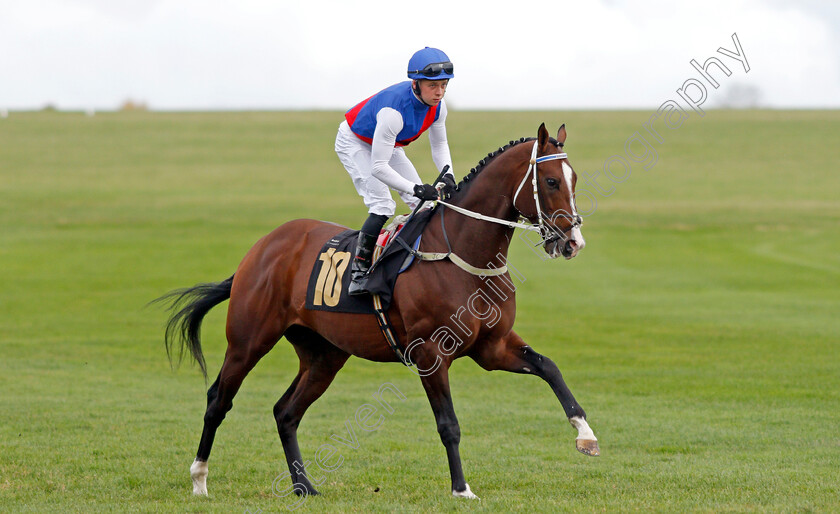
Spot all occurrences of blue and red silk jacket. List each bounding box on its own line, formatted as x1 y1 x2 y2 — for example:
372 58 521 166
345 81 441 147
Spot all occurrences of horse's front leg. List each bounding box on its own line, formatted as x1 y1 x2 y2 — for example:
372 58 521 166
414 356 478 499
471 330 600 456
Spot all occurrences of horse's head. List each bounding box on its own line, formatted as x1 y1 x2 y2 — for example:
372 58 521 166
514 123 585 260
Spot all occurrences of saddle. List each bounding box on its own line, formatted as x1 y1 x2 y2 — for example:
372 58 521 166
304 208 433 315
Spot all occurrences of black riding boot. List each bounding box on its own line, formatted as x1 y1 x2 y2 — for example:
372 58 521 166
348 232 379 296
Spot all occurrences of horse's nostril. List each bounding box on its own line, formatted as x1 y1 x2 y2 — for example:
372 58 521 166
564 240 578 254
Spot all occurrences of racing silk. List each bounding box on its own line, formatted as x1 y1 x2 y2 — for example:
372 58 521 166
345 81 441 147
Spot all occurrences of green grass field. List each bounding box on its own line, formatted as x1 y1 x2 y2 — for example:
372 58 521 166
2 109 839 512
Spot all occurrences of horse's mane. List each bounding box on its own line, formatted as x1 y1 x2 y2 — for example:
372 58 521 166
454 136 565 193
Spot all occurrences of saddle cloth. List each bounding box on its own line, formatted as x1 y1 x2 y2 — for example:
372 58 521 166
304 208 434 314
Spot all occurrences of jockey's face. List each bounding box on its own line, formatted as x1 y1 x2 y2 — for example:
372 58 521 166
414 79 448 105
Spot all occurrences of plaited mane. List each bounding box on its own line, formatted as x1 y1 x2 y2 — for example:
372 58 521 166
454 136 564 193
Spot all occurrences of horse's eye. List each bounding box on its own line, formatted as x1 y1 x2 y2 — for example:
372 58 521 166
545 178 559 188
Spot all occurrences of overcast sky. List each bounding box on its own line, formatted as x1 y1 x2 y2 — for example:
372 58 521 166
1 0 838 110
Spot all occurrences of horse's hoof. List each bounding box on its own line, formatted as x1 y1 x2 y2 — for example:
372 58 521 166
190 459 209 495
576 438 600 456
294 485 320 496
453 483 479 499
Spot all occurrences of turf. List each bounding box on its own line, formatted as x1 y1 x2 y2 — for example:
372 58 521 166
1 109 838 512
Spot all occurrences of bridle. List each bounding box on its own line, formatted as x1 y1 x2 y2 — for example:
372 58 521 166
437 140 583 246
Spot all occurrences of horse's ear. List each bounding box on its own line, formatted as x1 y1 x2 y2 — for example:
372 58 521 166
557 123 567 145
538 122 549 149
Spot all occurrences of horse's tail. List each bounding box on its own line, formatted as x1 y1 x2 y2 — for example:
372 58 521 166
153 275 234 380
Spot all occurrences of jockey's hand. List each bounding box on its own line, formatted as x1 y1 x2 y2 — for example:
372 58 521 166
413 183 439 201
439 174 458 200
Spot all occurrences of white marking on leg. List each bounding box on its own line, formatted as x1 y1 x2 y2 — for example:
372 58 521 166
190 458 209 496
569 416 597 441
452 483 479 499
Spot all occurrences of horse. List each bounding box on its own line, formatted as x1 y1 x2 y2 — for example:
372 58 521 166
158 122 599 500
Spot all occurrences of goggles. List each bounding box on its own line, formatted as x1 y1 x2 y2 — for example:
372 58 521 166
408 61 454 77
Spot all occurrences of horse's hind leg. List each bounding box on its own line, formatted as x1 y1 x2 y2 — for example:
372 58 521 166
190 325 282 495
273 326 350 496
470 330 600 456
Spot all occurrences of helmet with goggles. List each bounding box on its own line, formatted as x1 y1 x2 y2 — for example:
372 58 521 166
407 47 454 80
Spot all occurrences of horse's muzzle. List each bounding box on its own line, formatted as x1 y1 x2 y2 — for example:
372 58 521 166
558 226 585 260
544 238 579 260
561 239 579 259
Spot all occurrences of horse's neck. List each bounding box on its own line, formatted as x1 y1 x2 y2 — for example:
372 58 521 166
436 155 522 269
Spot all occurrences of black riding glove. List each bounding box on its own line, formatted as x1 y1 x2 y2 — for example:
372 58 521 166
413 183 439 201
439 173 458 200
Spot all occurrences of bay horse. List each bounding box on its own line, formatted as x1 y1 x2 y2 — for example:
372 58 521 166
159 122 599 500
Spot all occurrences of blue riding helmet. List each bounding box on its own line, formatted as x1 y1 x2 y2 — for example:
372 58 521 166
407 47 454 80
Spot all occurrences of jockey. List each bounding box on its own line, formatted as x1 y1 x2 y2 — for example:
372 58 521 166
335 47 458 296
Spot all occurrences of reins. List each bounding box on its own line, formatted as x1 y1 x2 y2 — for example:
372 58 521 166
437 141 565 234
384 140 584 278
395 206 509 276
428 141 580 272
